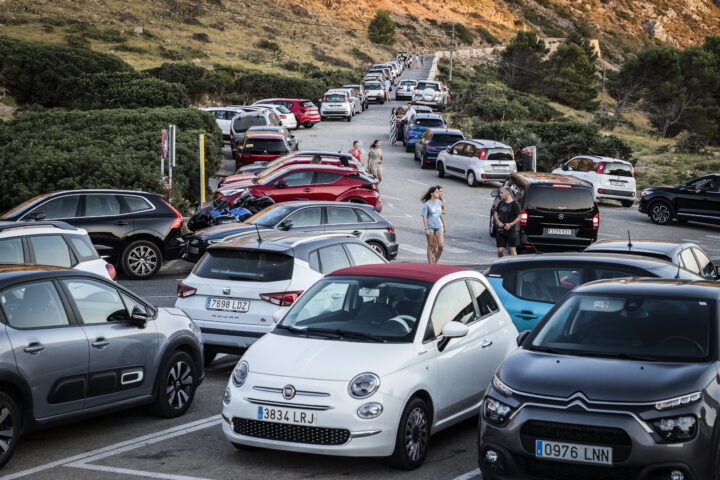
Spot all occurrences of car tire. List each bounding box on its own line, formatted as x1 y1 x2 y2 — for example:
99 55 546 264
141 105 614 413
366 241 387 259
320 116 326 121
346 115 352 122
489 214 497 238
405 144 413 152
203 351 217 367
121 240 162 280
151 351 198 418
420 154 428 168
621 200 634 207
388 397 431 470
0 391 21 468
467 171 477 187
648 200 673 225
437 162 445 178
304 122 314 129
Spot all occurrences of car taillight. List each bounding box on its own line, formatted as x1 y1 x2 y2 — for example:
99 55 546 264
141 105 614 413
520 210 528 226
596 161 605 174
163 200 184 229
630 165 635 177
362 183 378 191
477 148 486 160
387 226 395 234
260 291 303 306
177 282 197 298
552 184 572 188
593 213 599 230
105 263 117 281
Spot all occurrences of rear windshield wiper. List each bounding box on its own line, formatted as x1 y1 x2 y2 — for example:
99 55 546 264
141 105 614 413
228 275 258 281
304 328 386 343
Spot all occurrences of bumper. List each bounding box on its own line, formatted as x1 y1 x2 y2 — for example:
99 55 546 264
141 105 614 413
412 99 443 108
597 188 636 200
163 232 185 261
476 172 513 181
479 405 707 480
176 307 282 352
386 241 399 260
520 231 596 252
298 114 321 124
367 95 385 103
321 110 351 118
374 199 382 212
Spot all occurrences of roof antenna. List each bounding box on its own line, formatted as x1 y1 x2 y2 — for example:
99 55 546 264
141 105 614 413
627 230 633 250
338 145 343 154
255 224 263 243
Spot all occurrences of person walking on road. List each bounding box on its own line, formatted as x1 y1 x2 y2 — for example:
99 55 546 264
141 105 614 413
494 186 522 257
415 54 419 69
397 103 416 144
420 54 425 67
348 141 361 162
368 140 383 184
389 108 398 146
421 185 445 264
384 78 391 102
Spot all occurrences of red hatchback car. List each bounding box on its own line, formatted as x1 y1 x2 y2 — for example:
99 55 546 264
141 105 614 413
235 132 291 169
252 99 320 128
215 164 382 211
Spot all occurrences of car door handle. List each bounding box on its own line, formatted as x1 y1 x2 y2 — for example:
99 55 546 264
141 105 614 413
91 337 110 349
352 230 362 236
24 342 45 354
516 311 539 320
114 221 129 226
481 339 493 348
303 188 312 192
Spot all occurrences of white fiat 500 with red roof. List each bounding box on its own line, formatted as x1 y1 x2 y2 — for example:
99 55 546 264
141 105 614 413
221 263 519 469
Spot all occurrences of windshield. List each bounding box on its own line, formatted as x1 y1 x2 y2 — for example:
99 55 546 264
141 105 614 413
430 134 463 144
242 139 288 154
233 116 268 132
529 293 715 362
247 204 296 227
365 83 382 90
416 82 440 91
277 276 431 343
416 118 444 127
324 94 346 102
193 249 293 282
1 193 49 218
528 186 595 212
604 161 633 177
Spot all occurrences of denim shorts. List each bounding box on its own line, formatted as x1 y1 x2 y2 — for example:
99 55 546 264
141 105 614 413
427 226 442 233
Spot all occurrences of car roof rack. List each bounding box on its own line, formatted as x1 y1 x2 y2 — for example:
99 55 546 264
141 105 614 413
0 220 77 233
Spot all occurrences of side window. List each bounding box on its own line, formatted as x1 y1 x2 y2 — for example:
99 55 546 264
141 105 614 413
121 292 143 316
679 249 700 274
451 142 464 155
123 196 153 213
286 207 322 227
354 208 375 223
468 279 499 317
0 238 24 263
427 280 475 338
66 235 99 262
27 195 80 220
1 281 70 329
514 267 584 304
278 171 314 187
327 207 359 225
344 243 384 266
308 250 320 272
578 158 595 172
62 279 128 324
29 235 73 267
692 248 714 277
85 195 121 217
593 267 643 281
213 111 225 120
314 172 342 185
566 158 580 171
317 245 351 274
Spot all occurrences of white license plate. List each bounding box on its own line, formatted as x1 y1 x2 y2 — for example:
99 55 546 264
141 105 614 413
610 180 626 186
547 228 572 235
536 440 612 465
206 298 249 312
492 165 509 171
257 406 318 426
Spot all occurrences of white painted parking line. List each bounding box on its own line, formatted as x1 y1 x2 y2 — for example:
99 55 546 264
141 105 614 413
67 464 214 480
408 179 429 187
382 194 402 200
400 245 427 254
443 246 472 254
451 467 481 480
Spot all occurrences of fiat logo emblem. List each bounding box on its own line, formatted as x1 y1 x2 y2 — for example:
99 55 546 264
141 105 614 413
223 288 230 295
558 214 565 220
283 385 296 400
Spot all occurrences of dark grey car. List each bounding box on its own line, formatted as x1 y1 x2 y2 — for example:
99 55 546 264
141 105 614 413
0 265 204 467
479 278 719 480
184 201 398 262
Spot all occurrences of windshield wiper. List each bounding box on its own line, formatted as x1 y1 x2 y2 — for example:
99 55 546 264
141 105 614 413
304 328 386 343
571 350 659 362
527 345 569 355
275 325 309 336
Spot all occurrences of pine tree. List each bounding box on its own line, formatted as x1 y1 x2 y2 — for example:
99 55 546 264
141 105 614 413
368 11 395 46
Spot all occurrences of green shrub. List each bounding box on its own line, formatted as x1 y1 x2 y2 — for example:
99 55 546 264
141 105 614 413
350 47 374 64
307 69 360 89
0 36 132 106
0 108 222 213
228 73 326 104
676 133 708 153
476 27 500 45
449 83 562 122
56 72 190 110
281 61 320 75
440 22 475 45
145 63 226 102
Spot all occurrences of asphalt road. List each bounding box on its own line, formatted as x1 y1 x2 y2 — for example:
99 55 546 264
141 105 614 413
5 56 720 480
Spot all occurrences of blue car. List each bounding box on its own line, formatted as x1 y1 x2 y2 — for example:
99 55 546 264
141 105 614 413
484 253 702 331
413 128 464 168
403 113 445 152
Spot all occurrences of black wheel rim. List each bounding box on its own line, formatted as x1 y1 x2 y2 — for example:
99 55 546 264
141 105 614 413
404 407 428 463
166 360 193 410
0 404 15 457
128 245 158 276
652 204 670 223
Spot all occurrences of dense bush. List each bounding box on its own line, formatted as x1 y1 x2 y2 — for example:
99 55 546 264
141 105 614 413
228 73 326 104
144 63 226 102
440 22 475 45
57 72 190 109
0 108 222 213
476 27 501 45
450 84 562 122
0 36 132 106
307 69 361 89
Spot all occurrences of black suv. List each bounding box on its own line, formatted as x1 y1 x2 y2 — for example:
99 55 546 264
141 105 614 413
1 190 184 279
490 173 599 253
639 174 720 225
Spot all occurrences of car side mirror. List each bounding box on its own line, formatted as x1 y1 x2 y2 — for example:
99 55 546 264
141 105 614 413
130 305 149 327
280 220 294 231
438 322 468 352
516 330 531 346
561 164 568 171
277 180 288 188
491 190 500 198
272 309 285 324
26 212 46 221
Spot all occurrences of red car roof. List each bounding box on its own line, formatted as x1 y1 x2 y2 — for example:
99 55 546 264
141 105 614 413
328 263 472 283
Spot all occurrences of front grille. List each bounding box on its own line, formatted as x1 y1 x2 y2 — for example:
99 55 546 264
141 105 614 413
520 420 631 462
514 455 641 480
233 418 350 446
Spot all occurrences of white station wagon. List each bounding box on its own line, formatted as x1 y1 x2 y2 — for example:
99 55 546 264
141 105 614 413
221 263 519 469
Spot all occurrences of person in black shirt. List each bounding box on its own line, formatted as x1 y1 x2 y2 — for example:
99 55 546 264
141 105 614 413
493 186 522 257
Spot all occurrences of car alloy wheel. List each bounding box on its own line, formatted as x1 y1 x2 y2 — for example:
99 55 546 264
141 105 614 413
0 392 19 468
389 396 431 470
650 201 672 225
437 162 445 178
152 351 197 418
404 407 428 463
489 214 497 238
367 241 387 259
122 240 162 279
166 359 193 410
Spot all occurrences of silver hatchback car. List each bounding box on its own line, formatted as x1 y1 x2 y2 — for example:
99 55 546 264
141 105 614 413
0 265 204 467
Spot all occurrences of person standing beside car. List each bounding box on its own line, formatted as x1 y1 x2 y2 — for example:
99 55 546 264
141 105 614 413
421 185 445 264
349 141 362 162
368 140 383 184
494 186 522 257
384 78 391 102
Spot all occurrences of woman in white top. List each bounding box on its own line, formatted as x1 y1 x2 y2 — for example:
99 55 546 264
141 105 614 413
384 78 391 102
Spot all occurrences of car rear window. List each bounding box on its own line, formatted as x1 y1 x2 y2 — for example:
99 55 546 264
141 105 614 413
243 139 289 154
527 186 595 212
325 94 346 102
416 119 444 127
300 101 315 107
487 148 514 161
194 249 293 282
233 116 268 132
430 134 463 144
604 161 633 177
365 83 382 90
416 82 440 91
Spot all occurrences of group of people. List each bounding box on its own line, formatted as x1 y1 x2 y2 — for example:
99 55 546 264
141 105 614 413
399 53 425 69
389 102 416 147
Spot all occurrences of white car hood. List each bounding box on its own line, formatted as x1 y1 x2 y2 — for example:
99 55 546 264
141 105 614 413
246 331 415 381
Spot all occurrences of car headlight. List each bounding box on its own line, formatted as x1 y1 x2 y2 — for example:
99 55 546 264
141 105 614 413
640 190 648 198
348 372 380 399
357 402 383 419
492 376 514 397
655 391 701 410
220 188 244 197
652 415 697 442
232 361 249 387
483 397 514 426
